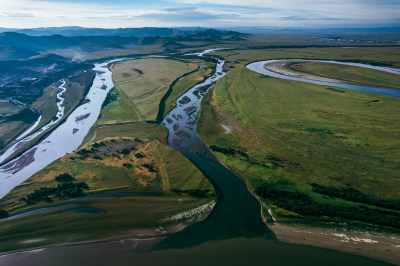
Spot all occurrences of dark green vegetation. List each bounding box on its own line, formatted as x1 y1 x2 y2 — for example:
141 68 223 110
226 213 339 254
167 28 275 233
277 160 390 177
256 183 400 228
20 173 89 205
198 47 400 229
22 181 88 205
285 61 400 90
0 209 8 219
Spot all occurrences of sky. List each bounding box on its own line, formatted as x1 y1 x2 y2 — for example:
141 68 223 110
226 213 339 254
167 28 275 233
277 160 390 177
0 0 399 29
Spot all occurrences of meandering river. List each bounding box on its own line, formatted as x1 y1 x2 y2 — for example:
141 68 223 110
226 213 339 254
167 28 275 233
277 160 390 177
247 59 400 98
0 52 394 266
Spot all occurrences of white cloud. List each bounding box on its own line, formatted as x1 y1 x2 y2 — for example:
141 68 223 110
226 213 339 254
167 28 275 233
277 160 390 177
0 0 398 28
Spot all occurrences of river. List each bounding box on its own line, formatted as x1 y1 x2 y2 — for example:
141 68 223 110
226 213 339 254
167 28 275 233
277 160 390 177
0 59 122 199
0 52 394 265
0 79 67 165
247 59 400 98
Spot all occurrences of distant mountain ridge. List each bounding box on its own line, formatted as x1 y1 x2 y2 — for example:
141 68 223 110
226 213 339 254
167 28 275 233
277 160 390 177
0 27 209 37
0 28 247 60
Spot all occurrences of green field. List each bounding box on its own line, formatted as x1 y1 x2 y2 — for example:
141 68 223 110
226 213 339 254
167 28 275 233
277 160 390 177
110 58 199 121
285 61 400 90
213 47 400 68
198 48 400 228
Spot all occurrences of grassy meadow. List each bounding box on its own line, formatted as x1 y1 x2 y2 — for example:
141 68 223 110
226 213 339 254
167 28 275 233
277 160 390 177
285 61 400 90
198 47 400 228
213 47 400 68
110 58 198 122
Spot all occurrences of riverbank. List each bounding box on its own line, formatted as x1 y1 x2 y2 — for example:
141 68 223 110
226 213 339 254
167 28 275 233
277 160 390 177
197 49 400 262
264 60 343 83
269 223 400 265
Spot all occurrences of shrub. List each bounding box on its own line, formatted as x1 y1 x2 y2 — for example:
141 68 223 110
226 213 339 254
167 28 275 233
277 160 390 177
0 209 9 219
55 173 75 183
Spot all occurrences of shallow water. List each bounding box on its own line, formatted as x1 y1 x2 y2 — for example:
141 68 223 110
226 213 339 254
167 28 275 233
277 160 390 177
0 59 123 199
0 204 79 221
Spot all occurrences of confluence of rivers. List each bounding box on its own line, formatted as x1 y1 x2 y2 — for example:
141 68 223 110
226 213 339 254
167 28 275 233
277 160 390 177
0 51 396 266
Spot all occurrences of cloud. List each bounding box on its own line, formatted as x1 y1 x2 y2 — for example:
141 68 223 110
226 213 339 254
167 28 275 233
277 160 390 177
0 0 398 28
138 7 239 21
0 12 35 17
281 16 343 21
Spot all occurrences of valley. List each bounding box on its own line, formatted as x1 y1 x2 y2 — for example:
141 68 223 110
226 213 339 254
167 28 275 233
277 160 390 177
0 28 399 265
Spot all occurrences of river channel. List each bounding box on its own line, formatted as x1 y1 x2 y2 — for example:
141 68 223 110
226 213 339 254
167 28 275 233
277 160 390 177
247 59 400 98
0 52 395 266
0 59 123 199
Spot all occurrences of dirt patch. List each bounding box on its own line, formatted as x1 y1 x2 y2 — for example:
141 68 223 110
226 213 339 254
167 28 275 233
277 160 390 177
121 73 132 78
214 105 248 135
75 113 90 122
65 137 159 187
178 96 191 105
2 147 38 174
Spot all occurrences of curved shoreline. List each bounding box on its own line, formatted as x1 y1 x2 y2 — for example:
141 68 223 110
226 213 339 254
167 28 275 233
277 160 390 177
247 59 400 98
246 58 400 264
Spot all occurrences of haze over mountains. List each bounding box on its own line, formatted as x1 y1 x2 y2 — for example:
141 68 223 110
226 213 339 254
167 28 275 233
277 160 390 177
0 27 246 61
0 27 196 37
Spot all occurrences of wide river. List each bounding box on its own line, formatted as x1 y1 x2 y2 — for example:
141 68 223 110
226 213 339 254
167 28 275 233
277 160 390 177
0 59 123 199
0 52 395 265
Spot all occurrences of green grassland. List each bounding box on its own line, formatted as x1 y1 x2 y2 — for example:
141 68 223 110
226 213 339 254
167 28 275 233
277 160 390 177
93 56 215 145
285 61 400 90
213 47 400 68
110 58 199 122
198 48 400 229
